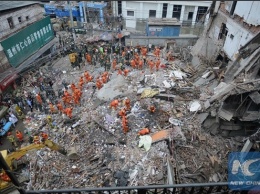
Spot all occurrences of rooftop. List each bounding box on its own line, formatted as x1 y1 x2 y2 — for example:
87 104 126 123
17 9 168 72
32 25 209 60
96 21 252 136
0 1 39 12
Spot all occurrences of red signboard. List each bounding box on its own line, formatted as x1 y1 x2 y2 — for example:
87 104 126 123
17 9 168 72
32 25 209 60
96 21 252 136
0 73 18 90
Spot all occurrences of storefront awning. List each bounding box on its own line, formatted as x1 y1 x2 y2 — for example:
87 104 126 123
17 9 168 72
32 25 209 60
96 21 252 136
0 73 18 91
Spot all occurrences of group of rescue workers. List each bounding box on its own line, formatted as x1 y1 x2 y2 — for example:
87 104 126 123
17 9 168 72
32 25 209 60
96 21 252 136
2 43 168 149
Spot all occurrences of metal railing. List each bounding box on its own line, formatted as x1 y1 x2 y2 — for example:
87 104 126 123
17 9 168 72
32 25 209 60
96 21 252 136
25 182 243 194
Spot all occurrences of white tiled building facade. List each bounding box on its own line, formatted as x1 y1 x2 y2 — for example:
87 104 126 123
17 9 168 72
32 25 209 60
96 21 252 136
112 1 212 29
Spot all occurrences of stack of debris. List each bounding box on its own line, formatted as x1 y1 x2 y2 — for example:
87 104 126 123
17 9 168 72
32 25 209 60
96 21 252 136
12 33 260 190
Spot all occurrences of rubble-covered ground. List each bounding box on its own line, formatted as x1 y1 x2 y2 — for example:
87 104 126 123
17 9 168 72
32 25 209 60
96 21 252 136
15 46 247 191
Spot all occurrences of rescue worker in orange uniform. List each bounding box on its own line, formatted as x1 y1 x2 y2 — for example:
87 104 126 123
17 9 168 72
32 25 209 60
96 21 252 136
124 98 131 110
70 83 77 93
56 101 63 113
36 93 43 105
15 130 23 142
84 71 90 82
130 59 136 69
49 102 55 114
64 107 73 119
78 76 84 90
41 132 48 141
110 99 119 110
0 172 11 182
123 69 130 77
63 90 72 105
118 108 126 118
112 58 117 70
155 58 161 71
96 79 103 90
138 59 143 70
86 53 92 65
122 115 129 133
148 59 155 72
138 128 150 136
149 105 156 113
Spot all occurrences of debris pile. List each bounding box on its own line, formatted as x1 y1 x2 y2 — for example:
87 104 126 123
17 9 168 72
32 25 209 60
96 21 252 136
10 32 260 190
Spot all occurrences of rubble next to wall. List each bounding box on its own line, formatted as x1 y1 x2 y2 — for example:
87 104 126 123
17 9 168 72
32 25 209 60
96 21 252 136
14 33 260 190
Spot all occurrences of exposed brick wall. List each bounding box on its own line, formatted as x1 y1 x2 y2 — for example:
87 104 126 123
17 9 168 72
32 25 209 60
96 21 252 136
0 4 44 41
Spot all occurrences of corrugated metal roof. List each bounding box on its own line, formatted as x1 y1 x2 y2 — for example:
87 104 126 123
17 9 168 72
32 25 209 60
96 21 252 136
148 18 181 26
0 1 40 12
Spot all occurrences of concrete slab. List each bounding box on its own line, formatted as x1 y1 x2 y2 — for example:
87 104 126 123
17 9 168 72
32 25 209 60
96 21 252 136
96 75 134 101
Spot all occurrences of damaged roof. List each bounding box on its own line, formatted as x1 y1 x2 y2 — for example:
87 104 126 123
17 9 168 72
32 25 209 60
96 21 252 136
0 1 39 12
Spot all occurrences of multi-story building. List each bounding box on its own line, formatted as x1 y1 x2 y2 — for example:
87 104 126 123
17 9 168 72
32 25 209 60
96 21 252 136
0 1 56 93
112 1 212 31
192 1 260 65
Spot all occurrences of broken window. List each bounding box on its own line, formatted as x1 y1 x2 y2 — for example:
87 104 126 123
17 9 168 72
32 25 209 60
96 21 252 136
230 34 234 40
218 23 228 41
196 6 208 22
149 10 156 18
162 3 168 18
26 16 29 21
188 12 193 20
7 17 14 29
18 16 22 23
127 11 134 17
172 5 182 19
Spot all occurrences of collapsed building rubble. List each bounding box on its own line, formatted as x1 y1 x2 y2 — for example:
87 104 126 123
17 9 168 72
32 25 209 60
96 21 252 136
8 32 260 191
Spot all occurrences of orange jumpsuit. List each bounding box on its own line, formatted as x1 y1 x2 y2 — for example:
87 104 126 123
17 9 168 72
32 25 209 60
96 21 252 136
130 59 136 69
124 98 131 110
41 132 48 141
70 83 77 93
64 90 72 104
112 59 117 70
56 102 63 112
149 106 156 113
64 107 73 118
123 69 130 77
96 79 103 90
118 108 126 117
138 60 143 70
49 103 55 113
110 99 119 110
148 60 155 72
15 130 23 142
122 115 129 133
36 94 43 105
138 128 150 136
155 59 160 71
86 53 92 64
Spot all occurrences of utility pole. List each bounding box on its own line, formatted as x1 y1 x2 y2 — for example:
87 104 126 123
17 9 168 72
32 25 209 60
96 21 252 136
0 153 26 194
68 1 76 42
83 1 87 23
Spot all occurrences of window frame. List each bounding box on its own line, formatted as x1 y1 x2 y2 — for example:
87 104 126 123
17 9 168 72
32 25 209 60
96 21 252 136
149 10 156 18
7 17 14 29
127 10 134 17
162 3 168 18
172 5 182 19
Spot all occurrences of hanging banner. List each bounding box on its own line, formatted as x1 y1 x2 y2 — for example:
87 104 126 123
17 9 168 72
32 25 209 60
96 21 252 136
0 16 54 67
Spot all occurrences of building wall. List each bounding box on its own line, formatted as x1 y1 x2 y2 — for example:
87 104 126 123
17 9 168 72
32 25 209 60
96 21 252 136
125 36 198 47
234 1 260 26
0 4 44 41
0 4 44 72
119 1 211 31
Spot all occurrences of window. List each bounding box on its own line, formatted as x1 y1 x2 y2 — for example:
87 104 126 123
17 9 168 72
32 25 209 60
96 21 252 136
196 6 208 22
218 23 228 41
18 16 22 23
149 10 156 18
7 17 14 29
172 5 182 19
118 1 122 15
26 16 29 20
127 10 134 16
230 34 234 40
162 3 168 18
188 12 193 20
